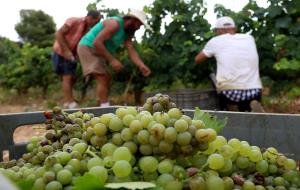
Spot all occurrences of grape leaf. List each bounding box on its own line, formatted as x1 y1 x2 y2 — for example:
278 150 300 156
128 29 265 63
193 107 227 133
105 182 156 189
16 179 34 190
72 173 106 190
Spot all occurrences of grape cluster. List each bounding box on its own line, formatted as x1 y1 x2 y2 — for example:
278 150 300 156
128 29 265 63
0 95 300 190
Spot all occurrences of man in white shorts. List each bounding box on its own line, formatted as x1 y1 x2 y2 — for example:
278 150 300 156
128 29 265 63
195 16 264 112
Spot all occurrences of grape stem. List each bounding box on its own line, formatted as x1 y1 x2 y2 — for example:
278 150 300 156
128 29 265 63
85 146 100 159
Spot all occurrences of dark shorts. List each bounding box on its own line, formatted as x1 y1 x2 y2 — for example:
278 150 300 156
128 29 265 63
218 90 262 112
51 52 77 75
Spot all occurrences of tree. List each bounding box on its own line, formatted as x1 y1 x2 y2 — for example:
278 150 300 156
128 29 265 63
142 0 213 91
15 9 56 47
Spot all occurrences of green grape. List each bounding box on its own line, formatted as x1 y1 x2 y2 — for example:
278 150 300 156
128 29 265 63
249 149 263 162
89 166 108 183
90 135 107 147
176 131 192 146
122 114 135 126
127 106 138 116
64 164 75 175
121 128 133 141
72 142 87 154
112 160 132 177
101 143 117 157
43 171 56 183
243 180 256 190
56 152 71 166
56 169 72 185
122 141 138 154
139 144 153 155
283 159 296 170
167 108 182 119
158 159 173 174
206 175 224 190
143 171 158 181
191 154 207 168
26 143 36 152
202 142 217 155
103 156 114 168
211 136 227 150
228 138 241 152
265 147 278 160
139 156 158 173
150 123 165 139
195 129 210 143
223 176 234 190
129 120 143 133
140 114 153 128
154 112 170 126
99 113 114 126
67 159 81 173
52 163 63 173
189 176 207 190
282 170 298 182
174 119 189 132
181 115 192 125
87 157 104 170
207 153 225 170
115 107 129 118
206 128 217 142
93 123 107 136
188 125 197 136
164 127 177 143
236 156 250 169
255 185 266 190
45 180 63 190
165 180 183 190
219 145 234 159
35 167 46 178
276 155 287 166
109 116 123 132
158 140 173 154
192 119 205 129
220 159 233 173
239 143 251 157
149 135 160 146
137 130 150 144
112 147 132 162
256 160 269 173
156 173 175 188
273 176 285 186
33 177 46 190
112 133 123 146
268 164 278 174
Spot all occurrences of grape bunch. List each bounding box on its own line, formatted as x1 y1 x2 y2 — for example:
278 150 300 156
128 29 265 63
141 93 178 113
0 94 299 190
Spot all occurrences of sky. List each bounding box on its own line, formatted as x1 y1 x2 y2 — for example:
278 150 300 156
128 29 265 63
0 0 268 41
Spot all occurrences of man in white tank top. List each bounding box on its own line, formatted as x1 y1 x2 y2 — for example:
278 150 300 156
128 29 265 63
195 16 264 112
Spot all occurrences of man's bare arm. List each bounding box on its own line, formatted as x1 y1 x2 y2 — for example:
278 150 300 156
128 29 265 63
195 51 209 64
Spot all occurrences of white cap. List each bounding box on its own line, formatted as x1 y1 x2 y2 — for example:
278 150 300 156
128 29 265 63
126 9 152 31
215 16 235 29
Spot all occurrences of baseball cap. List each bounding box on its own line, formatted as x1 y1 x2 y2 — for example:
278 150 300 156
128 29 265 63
215 16 235 29
126 9 152 31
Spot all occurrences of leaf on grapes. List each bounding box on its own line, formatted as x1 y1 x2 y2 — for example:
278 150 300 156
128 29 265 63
72 173 105 190
105 182 156 189
16 179 34 190
193 107 227 133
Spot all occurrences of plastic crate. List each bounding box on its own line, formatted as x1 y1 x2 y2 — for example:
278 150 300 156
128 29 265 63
143 89 219 110
1 107 300 161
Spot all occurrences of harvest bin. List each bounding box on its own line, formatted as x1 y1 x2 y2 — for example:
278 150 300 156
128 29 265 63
143 89 219 110
0 107 300 161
